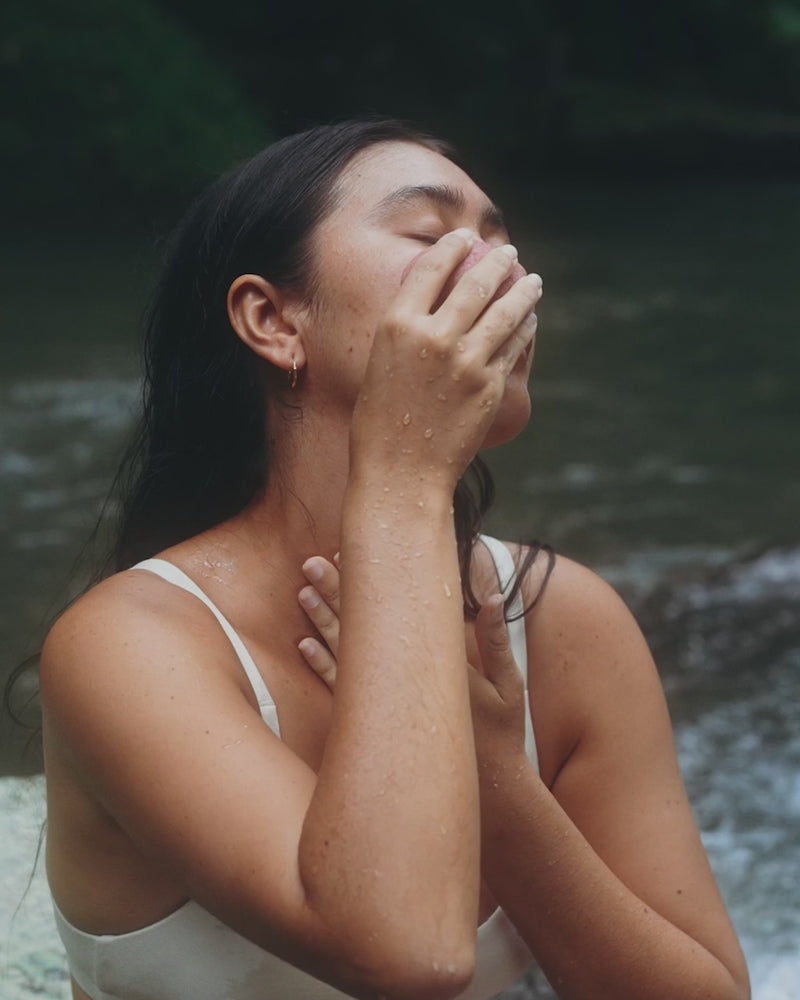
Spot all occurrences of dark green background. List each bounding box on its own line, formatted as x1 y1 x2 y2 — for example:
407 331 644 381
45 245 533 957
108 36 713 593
3 0 800 229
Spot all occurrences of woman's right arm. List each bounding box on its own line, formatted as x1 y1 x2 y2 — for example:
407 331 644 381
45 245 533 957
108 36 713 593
42 231 540 1000
299 231 537 983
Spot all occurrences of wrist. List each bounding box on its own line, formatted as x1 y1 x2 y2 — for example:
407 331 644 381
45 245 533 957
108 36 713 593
344 465 456 520
478 754 538 838
348 416 469 497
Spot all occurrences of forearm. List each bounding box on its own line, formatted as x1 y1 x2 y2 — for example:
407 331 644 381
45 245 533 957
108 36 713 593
299 474 479 954
481 762 747 1000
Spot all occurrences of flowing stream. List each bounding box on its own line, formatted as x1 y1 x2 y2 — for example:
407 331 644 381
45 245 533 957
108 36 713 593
2 180 798 998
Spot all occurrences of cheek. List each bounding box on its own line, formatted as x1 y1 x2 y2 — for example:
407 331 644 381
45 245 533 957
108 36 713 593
481 380 532 449
318 252 403 343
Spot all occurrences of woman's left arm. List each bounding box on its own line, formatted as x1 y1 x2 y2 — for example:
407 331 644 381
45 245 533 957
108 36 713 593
296 551 750 1000
471 552 750 1000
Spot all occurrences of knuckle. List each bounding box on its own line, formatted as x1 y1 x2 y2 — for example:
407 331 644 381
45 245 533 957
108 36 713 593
458 270 491 301
488 303 517 330
451 351 477 384
414 251 448 274
382 307 413 339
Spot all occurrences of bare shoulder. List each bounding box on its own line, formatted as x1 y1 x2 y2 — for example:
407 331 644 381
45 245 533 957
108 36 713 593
43 567 233 680
522 550 647 649
512 548 668 785
41 567 257 758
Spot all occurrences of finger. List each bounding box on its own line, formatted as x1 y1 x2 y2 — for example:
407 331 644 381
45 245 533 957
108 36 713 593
396 228 476 313
489 304 538 375
435 244 524 330
475 593 524 704
298 637 338 691
302 556 341 615
298 585 340 657
474 273 543 365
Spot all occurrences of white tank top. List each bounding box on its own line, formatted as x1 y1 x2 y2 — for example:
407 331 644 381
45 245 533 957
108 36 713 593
52 536 538 1000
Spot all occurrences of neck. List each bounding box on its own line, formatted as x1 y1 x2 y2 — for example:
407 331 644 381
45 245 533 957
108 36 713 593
181 402 352 604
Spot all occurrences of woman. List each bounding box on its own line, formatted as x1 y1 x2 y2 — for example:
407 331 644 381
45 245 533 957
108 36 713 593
40 120 749 1000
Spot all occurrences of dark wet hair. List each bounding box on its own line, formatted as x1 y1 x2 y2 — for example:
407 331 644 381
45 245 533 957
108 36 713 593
4 120 553 748
109 117 551 613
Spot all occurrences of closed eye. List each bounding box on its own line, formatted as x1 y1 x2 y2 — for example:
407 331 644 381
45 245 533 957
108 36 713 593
405 233 442 246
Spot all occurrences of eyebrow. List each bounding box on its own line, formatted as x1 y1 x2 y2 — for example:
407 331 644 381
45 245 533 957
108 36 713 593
369 183 507 232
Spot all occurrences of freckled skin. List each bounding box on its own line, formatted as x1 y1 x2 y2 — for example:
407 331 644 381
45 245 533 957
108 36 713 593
43 139 748 1000
300 143 536 449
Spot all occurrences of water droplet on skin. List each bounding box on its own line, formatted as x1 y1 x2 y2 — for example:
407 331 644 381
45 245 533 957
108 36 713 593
437 393 448 402
444 582 452 598
419 347 429 358
383 485 390 492
423 428 434 438
402 412 411 426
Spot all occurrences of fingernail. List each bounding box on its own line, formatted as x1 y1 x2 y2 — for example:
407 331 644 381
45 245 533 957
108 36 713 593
448 227 475 244
302 559 324 582
522 272 543 291
499 244 518 261
298 638 316 659
488 592 506 618
299 586 320 609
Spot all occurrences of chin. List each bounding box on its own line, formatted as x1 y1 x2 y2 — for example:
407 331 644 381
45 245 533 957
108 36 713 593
481 384 531 450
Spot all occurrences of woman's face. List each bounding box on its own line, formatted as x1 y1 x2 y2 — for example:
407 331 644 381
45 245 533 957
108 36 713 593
302 141 536 448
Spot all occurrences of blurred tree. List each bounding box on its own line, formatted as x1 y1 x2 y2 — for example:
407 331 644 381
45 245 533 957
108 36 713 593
150 0 562 188
2 0 798 227
153 0 800 182
1 0 270 225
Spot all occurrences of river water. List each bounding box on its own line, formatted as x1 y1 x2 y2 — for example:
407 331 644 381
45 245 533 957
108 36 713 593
1 180 798 998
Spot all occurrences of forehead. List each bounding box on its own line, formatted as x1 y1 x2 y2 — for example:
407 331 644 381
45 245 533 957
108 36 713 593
329 141 495 221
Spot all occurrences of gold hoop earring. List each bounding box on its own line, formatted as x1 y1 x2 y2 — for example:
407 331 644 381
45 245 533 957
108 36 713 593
288 359 298 390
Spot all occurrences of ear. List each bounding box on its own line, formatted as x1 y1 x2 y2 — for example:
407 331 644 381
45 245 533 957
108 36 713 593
227 274 306 375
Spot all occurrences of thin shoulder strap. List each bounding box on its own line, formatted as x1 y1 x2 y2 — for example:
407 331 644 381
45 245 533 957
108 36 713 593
132 558 280 736
478 536 538 771
478 535 527 670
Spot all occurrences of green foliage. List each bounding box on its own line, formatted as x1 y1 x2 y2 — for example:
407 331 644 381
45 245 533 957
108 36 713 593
770 0 800 41
1 0 270 223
